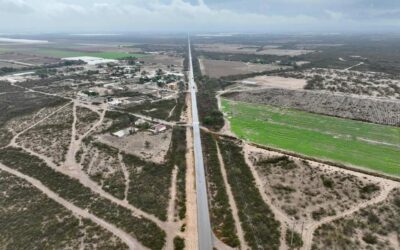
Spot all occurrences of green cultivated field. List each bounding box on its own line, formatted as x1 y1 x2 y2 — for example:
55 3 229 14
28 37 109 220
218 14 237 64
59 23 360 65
221 98 400 176
32 48 147 59
0 48 9 54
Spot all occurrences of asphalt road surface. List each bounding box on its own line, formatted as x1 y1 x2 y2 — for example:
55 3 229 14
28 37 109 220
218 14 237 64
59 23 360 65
188 37 213 250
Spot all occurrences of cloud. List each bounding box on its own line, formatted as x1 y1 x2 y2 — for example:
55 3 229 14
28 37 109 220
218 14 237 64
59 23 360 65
0 0 32 14
0 0 399 33
325 10 343 20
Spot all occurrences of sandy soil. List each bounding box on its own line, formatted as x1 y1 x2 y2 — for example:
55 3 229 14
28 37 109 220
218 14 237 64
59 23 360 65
98 130 172 164
243 143 400 250
200 58 288 78
141 54 183 68
0 51 59 65
196 43 313 56
0 61 27 68
184 93 198 249
196 43 270 54
256 49 313 56
239 75 307 90
118 153 130 201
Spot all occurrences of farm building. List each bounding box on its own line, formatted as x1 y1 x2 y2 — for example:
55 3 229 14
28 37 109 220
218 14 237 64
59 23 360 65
112 127 138 137
150 124 167 134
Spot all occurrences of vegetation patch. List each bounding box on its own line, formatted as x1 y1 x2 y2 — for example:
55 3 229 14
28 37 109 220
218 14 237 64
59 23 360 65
250 150 381 222
192 47 230 130
81 141 126 199
0 147 166 250
224 88 400 126
0 128 13 147
285 229 303 249
75 106 100 136
123 153 173 221
218 139 281 250
0 170 129 250
312 188 400 250
222 98 400 176
173 236 185 250
16 103 73 165
201 132 240 247
169 127 187 220
104 111 137 133
32 48 147 59
120 99 177 121
0 91 67 128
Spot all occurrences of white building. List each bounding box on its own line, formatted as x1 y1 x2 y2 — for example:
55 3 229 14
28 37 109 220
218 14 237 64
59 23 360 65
112 127 138 137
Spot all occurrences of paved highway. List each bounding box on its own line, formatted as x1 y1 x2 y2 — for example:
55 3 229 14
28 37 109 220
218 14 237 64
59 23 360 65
188 37 213 250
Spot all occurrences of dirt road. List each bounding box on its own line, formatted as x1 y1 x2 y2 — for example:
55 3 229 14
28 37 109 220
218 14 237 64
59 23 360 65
0 163 143 250
216 142 248 250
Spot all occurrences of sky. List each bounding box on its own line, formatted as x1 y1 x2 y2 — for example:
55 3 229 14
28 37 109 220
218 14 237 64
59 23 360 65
0 0 400 34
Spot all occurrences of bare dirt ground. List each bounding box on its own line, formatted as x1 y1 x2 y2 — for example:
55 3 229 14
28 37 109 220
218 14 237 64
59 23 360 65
118 152 130 202
199 58 288 78
239 75 307 90
0 51 60 65
243 143 400 250
196 43 313 56
0 61 27 68
141 54 183 68
165 166 179 250
184 93 198 249
278 68 400 100
98 130 172 164
140 53 184 77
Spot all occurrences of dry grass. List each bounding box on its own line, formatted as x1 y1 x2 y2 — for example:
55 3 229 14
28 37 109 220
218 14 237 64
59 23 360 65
196 43 313 56
313 188 400 250
0 170 128 249
249 150 381 223
81 141 126 199
75 106 100 137
239 75 307 90
16 103 73 165
98 130 172 164
200 58 287 78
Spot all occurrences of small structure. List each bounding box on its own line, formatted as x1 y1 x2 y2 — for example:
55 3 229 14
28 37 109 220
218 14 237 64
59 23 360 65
112 127 138 138
150 124 167 134
135 118 147 126
62 56 118 65
108 98 123 106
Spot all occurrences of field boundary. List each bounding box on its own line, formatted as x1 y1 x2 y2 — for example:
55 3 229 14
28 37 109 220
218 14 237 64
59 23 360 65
201 128 400 183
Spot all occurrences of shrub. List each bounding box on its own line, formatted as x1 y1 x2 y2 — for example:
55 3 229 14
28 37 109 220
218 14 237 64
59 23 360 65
286 229 303 249
173 236 185 250
320 175 334 189
218 139 281 250
360 184 380 194
201 132 240 247
362 232 378 245
0 147 166 250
